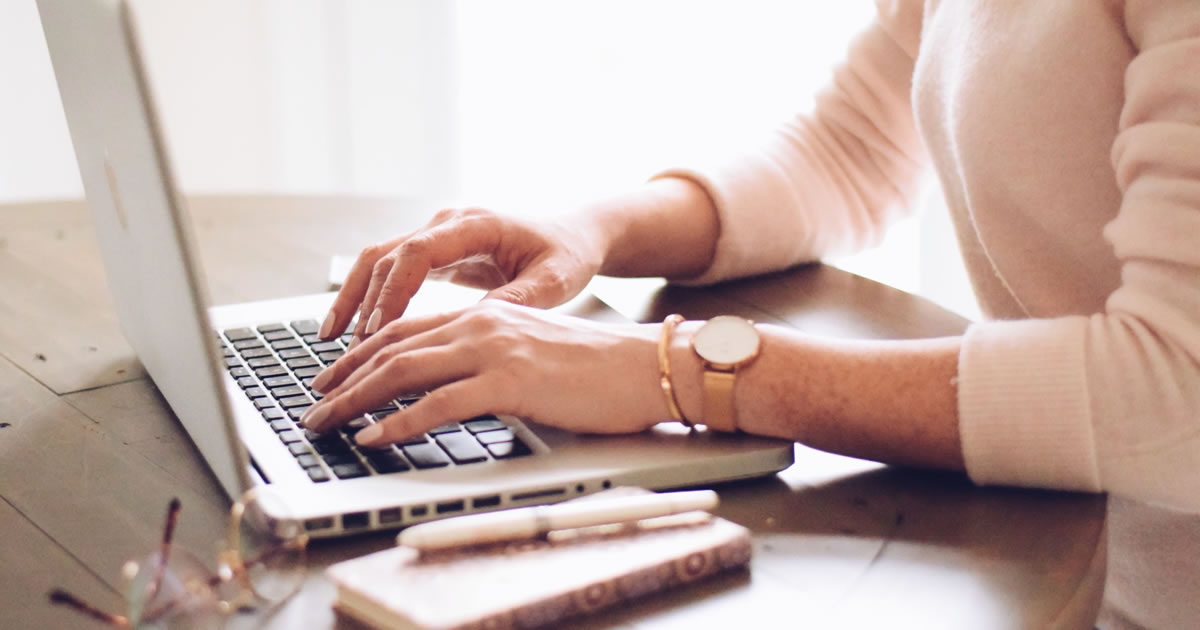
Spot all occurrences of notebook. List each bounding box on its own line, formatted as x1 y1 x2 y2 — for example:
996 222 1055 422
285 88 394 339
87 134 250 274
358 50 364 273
327 491 752 630
36 0 794 538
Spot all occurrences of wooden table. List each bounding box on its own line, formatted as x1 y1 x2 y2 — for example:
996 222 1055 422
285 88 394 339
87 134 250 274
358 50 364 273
0 196 1107 629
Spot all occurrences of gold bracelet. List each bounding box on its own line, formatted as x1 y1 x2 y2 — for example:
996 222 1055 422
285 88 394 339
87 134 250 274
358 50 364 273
657 314 691 427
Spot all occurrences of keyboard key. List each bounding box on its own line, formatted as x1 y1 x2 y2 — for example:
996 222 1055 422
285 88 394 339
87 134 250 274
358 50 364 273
475 428 515 445
270 385 307 399
318 351 344 364
331 463 369 479
245 387 268 399
277 348 310 360
269 419 293 432
262 376 298 389
224 327 257 342
233 339 264 351
341 417 371 436
435 432 489 464
269 338 302 351
287 407 311 421
309 341 342 353
229 367 251 379
254 365 288 379
235 376 257 389
247 357 281 369
296 454 320 467
367 451 411 474
253 398 276 411
487 438 532 459
306 466 330 483
311 436 351 455
463 417 506 434
222 347 235 358
261 408 285 421
278 395 313 409
293 366 322 378
396 434 428 447
223 357 242 369
263 329 294 342
302 334 322 345
428 423 462 435
291 320 320 335
278 430 304 444
238 348 272 361
402 443 451 469
287 443 311 456
286 357 319 370
321 451 359 467
256 323 287 333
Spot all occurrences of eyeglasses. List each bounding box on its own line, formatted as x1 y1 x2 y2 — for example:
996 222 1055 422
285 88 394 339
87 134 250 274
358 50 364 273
49 489 309 629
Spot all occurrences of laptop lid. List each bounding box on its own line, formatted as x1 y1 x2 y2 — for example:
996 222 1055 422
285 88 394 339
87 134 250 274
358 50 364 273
37 0 251 497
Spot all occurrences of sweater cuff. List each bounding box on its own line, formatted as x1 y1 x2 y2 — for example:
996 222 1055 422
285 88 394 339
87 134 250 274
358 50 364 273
958 317 1102 492
652 160 812 287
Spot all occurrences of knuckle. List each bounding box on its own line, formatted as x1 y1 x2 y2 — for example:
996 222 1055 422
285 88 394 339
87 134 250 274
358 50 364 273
431 207 463 223
369 346 402 372
397 237 431 261
358 243 385 262
418 388 457 420
371 254 397 278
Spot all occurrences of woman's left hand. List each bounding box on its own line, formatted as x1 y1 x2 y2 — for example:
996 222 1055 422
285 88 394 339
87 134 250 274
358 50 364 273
300 300 669 446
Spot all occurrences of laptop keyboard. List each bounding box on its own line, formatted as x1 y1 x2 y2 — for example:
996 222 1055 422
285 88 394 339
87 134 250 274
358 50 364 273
217 320 532 483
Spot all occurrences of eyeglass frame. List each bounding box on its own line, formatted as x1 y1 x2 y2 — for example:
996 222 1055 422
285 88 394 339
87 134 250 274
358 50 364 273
48 488 309 628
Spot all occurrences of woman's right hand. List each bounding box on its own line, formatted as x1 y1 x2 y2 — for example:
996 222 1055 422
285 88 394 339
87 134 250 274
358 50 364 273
319 206 606 343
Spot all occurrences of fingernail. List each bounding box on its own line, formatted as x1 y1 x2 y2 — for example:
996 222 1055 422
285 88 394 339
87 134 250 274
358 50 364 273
310 368 334 395
301 404 331 430
318 310 337 339
365 308 383 335
356 423 383 446
347 336 361 350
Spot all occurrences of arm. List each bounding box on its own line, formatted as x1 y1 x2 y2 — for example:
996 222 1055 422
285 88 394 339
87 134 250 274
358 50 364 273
668 323 965 472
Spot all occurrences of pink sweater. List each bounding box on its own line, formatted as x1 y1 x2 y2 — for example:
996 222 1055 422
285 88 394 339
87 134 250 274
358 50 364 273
668 1 1200 627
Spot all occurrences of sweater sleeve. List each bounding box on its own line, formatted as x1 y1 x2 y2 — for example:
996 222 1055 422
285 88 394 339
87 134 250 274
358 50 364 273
659 0 929 285
959 0 1200 511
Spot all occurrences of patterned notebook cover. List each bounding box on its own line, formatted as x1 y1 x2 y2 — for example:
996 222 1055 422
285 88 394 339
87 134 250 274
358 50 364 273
326 509 752 630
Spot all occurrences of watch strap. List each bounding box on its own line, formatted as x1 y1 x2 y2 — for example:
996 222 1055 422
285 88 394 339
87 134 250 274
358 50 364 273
701 369 738 432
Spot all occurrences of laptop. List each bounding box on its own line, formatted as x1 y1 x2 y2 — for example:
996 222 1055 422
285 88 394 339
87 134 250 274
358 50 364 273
36 0 794 538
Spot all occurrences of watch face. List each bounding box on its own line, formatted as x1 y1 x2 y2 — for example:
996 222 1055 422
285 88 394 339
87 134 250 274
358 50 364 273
692 316 760 366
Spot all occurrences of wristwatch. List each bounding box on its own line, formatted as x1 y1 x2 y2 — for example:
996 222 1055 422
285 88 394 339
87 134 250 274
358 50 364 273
690 315 761 432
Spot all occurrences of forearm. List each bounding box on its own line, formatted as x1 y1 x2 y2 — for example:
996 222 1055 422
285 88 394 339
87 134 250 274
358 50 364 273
667 322 965 471
572 176 719 280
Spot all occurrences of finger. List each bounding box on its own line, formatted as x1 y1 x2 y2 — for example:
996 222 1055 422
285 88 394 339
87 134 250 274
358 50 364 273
320 235 408 340
303 344 474 434
364 218 508 337
321 325 457 401
310 309 463 395
355 376 497 447
323 208 464 341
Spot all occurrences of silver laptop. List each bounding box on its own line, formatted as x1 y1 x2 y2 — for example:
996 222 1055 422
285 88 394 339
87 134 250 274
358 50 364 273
37 0 793 537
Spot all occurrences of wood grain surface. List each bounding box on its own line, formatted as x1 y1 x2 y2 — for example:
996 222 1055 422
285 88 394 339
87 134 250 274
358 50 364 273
0 196 1106 629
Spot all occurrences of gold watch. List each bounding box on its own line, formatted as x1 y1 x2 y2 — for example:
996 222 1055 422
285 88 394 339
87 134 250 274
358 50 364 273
690 315 761 432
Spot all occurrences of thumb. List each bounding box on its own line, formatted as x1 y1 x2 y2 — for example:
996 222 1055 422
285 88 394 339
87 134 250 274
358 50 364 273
483 264 578 309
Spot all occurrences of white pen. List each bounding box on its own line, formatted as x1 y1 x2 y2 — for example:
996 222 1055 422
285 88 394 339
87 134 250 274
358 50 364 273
397 490 719 551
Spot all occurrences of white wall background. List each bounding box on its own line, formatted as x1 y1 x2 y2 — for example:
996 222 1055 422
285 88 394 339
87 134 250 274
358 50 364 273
0 0 977 318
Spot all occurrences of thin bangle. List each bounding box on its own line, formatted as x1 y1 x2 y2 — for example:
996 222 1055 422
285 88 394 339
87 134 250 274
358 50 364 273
657 314 691 427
